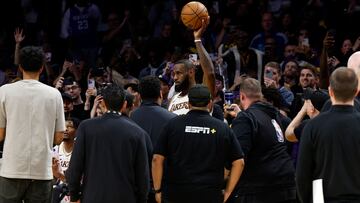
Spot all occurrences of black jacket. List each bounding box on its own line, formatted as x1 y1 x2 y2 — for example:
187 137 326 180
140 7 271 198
66 113 150 203
130 100 176 146
297 105 360 202
231 102 295 195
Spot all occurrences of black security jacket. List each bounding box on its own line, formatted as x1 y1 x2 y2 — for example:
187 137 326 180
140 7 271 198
297 105 360 202
66 113 150 203
231 102 295 194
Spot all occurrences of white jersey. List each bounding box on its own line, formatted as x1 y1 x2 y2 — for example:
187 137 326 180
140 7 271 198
168 92 189 115
58 143 72 172
53 143 72 203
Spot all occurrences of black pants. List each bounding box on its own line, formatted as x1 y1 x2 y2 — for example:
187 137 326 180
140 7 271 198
227 188 297 203
148 192 157 203
0 177 52 203
52 183 69 203
163 190 223 203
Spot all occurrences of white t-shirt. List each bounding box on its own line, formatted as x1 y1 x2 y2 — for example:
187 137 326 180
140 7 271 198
0 80 66 180
168 92 189 115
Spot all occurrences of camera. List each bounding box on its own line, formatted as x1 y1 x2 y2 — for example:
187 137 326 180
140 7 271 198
303 87 314 100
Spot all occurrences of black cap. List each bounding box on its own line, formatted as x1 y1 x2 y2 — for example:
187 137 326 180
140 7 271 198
188 84 211 107
63 77 76 86
309 90 329 111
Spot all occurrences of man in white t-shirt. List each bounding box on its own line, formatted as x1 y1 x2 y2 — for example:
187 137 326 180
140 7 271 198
0 46 65 202
168 17 215 115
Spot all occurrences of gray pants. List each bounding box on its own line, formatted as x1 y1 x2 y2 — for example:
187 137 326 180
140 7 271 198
0 177 52 203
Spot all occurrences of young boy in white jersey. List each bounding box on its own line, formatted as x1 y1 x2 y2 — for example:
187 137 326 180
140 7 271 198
52 117 80 203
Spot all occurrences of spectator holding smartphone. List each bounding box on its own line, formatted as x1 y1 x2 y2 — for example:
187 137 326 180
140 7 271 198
263 61 294 107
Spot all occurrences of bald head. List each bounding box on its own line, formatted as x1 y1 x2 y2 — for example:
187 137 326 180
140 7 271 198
347 51 360 89
348 51 360 75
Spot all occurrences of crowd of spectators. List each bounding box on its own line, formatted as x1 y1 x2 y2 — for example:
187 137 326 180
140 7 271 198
1 0 360 202
0 0 360 89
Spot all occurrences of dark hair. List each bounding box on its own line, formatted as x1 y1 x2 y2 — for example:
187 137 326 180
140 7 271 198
282 59 299 71
262 87 282 109
66 117 81 129
139 76 161 100
100 83 126 111
19 46 45 72
61 92 73 102
63 76 76 86
300 66 317 76
330 67 358 102
90 68 106 77
125 91 134 108
124 83 139 92
174 59 194 71
215 73 224 83
305 89 329 110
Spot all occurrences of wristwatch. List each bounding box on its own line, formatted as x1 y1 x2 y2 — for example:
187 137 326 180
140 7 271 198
153 188 162 193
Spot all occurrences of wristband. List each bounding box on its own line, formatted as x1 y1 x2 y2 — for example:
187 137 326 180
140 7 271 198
194 39 202 43
153 188 162 193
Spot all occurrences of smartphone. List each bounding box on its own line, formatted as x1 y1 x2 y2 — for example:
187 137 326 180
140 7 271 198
327 29 336 38
88 78 95 89
45 52 52 62
302 38 309 47
224 91 234 105
265 70 273 79
189 54 198 62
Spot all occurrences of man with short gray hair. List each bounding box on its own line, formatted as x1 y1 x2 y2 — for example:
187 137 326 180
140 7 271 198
230 78 296 203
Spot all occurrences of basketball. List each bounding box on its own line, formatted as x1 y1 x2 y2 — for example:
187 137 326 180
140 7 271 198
181 1 208 30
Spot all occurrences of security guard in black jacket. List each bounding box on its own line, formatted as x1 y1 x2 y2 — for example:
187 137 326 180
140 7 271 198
152 84 245 203
230 78 296 203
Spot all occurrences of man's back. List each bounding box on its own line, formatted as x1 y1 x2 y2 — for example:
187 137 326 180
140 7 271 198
231 102 295 195
131 101 176 145
0 80 64 180
66 113 149 203
297 105 360 202
155 110 242 193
